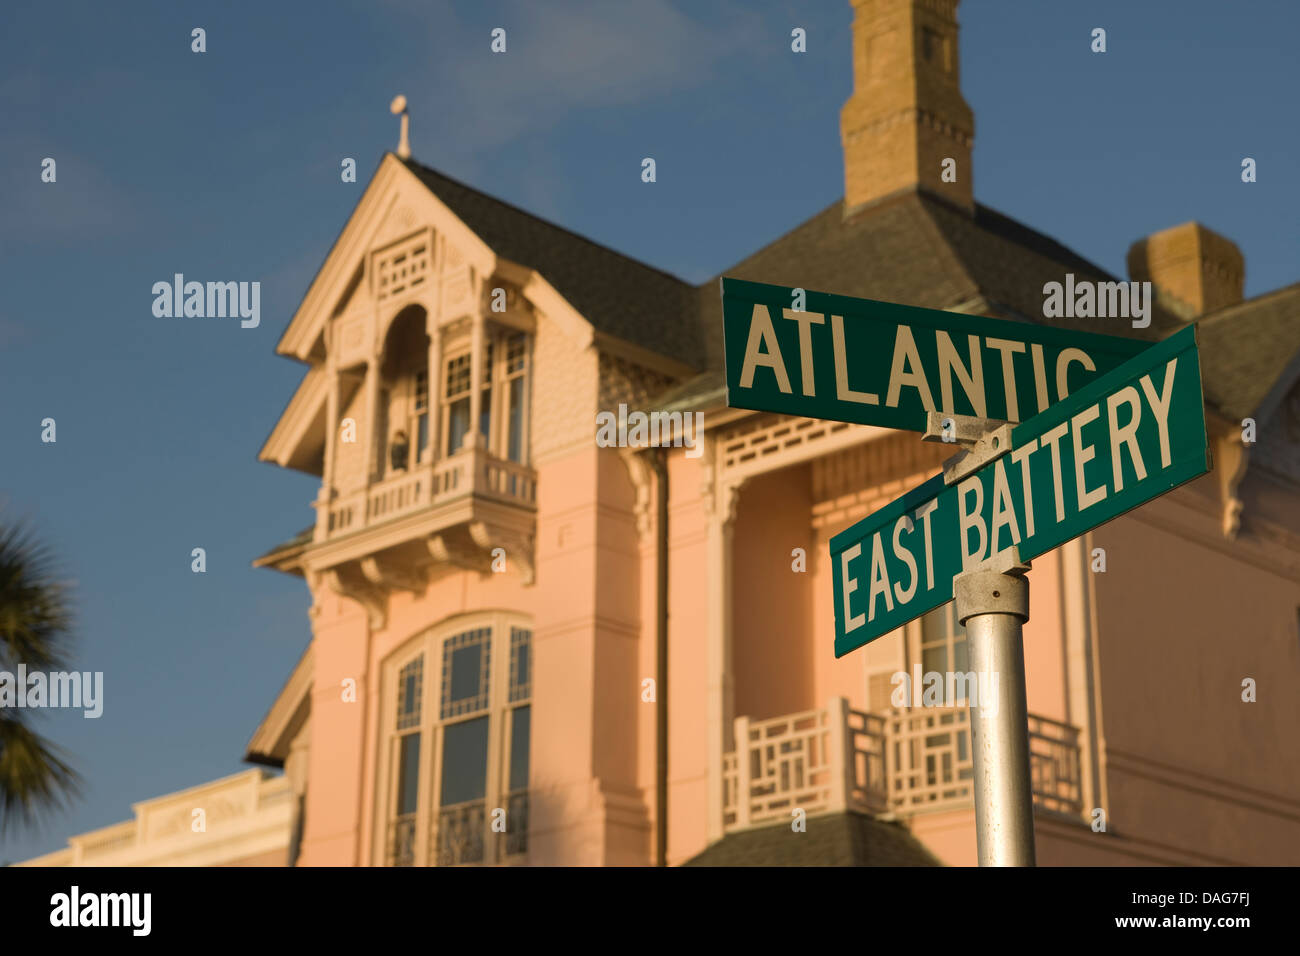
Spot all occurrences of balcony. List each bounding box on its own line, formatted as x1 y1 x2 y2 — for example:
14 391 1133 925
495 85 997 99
320 447 536 540
722 699 1083 832
307 447 538 610
385 794 529 866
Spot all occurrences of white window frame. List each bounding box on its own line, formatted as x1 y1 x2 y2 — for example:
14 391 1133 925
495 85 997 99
375 611 533 867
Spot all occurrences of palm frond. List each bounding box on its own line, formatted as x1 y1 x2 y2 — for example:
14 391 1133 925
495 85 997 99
0 521 74 671
0 714 81 833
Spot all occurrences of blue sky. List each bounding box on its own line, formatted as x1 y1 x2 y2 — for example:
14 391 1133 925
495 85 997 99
1 0 1296 861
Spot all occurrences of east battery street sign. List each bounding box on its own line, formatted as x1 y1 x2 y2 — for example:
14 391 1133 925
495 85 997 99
721 277 1149 432
829 324 1210 658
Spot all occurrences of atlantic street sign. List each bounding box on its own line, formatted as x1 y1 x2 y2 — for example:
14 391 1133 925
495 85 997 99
829 324 1210 658
721 277 1149 432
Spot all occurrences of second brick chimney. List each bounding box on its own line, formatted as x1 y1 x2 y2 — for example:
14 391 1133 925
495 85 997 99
1127 222 1245 319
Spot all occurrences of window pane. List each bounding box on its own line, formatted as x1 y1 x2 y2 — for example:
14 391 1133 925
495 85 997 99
440 717 489 806
396 656 423 730
445 354 470 399
480 385 492 443
506 333 526 374
508 376 525 462
509 706 530 792
922 641 947 675
447 398 469 455
450 645 481 703
442 627 491 718
921 604 947 645
417 412 429 462
920 605 949 674
510 627 532 702
953 631 969 674
396 733 421 815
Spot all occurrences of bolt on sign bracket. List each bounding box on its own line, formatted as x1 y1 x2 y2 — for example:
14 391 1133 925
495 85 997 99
921 412 1014 485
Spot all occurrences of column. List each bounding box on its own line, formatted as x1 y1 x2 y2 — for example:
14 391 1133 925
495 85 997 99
317 347 341 539
425 313 442 464
705 476 738 842
466 305 485 451
364 355 380 483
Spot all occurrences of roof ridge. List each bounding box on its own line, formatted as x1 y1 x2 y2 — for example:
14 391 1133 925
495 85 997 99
1198 280 1300 325
399 154 692 287
968 200 1118 281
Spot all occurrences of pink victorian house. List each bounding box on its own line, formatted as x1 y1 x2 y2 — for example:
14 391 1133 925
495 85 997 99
246 0 1300 867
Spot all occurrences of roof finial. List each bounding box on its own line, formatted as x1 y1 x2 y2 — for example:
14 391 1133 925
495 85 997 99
390 95 410 159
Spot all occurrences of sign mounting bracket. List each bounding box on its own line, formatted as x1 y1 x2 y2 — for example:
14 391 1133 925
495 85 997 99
921 412 1014 486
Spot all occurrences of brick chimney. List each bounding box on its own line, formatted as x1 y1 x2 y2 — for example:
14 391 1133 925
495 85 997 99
840 0 975 216
1126 222 1245 318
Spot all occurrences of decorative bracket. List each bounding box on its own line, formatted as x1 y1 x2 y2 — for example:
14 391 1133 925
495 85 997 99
322 567 387 631
468 521 536 585
1215 434 1249 540
360 555 425 594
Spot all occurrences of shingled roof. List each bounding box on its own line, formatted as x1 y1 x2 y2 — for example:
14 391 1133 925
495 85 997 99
401 154 1298 425
683 811 942 867
1196 283 1300 421
400 157 704 370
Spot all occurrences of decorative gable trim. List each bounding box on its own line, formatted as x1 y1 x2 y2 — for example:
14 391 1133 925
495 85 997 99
259 366 328 468
275 153 497 365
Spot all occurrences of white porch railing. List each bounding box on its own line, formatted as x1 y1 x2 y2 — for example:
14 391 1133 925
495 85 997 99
321 447 537 540
723 700 1083 832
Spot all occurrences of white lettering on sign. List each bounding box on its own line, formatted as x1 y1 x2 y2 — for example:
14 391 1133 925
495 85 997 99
739 304 790 393
936 332 986 419
832 314 879 405
957 476 986 570
840 543 865 633
833 332 1198 652
885 326 937 412
867 532 893 621
914 499 938 590
1071 403 1107 511
782 308 824 397
1140 358 1177 468
1106 386 1145 492
891 515 918 604
734 301 1122 421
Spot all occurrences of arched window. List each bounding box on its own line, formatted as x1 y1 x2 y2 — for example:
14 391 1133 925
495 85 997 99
380 613 532 866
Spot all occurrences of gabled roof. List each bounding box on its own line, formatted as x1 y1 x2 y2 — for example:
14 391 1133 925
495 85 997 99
1196 282 1300 422
399 157 704 371
683 811 941 866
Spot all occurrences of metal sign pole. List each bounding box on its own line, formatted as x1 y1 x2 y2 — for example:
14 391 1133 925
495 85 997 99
954 566 1036 866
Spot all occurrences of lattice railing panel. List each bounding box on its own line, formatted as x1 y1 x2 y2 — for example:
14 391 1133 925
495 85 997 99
1028 715 1084 816
887 706 973 812
723 703 1084 833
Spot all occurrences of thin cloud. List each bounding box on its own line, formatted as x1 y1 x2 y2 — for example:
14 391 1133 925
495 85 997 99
393 0 768 156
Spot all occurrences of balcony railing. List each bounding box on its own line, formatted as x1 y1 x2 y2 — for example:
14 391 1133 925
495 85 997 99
387 813 417 867
723 700 1083 832
320 447 537 542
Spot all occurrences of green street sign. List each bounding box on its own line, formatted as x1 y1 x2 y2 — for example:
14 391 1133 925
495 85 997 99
830 324 1210 658
722 277 1148 431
